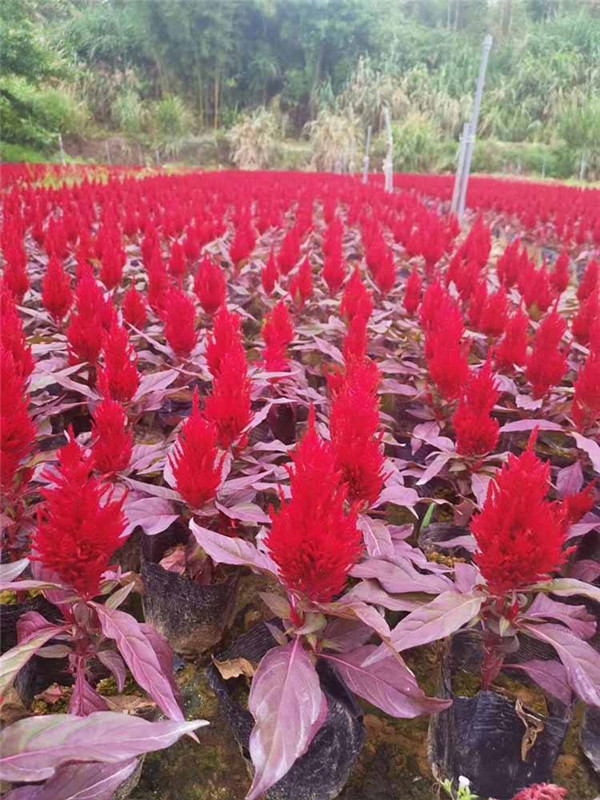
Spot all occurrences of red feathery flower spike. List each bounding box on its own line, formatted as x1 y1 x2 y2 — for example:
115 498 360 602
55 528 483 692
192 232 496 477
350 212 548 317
194 255 227 316
471 433 569 595
98 320 140 403
35 437 127 599
164 288 198 358
0 349 36 495
122 286 148 330
42 254 73 323
170 389 225 510
92 399 133 475
267 409 362 603
205 348 252 450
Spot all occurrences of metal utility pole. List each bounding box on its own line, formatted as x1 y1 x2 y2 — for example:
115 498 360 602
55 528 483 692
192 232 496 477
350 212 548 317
383 107 394 193
362 125 372 184
454 34 493 219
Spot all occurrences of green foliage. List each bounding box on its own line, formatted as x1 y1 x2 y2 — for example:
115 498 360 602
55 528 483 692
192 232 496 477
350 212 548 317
228 108 280 170
3 0 600 180
0 141 55 163
111 90 146 138
149 96 194 158
392 114 439 173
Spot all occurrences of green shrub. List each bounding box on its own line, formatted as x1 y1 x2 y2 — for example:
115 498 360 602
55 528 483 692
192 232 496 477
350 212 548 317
31 85 89 136
0 141 54 163
392 113 438 173
149 96 194 158
111 89 146 138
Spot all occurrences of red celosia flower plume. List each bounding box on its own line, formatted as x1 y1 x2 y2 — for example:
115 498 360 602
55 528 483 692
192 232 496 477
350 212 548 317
164 288 198 358
261 249 279 295
2 242 29 304
572 290 598 346
168 241 187 282
122 286 148 329
526 310 568 398
471 434 569 595
99 237 125 291
67 274 106 365
206 307 245 378
577 259 598 302
147 250 170 316
289 257 314 309
205 348 252 450
511 785 567 800
170 389 225 510
572 353 600 431
403 269 422 316
262 301 294 372
0 349 36 495
91 399 133 475
194 255 227 315
453 362 500 457
562 483 596 525
42 254 73 323
98 321 140 403
34 438 127 599
267 409 362 603
330 371 385 507
495 308 529 372
426 331 470 402
341 268 373 322
0 282 34 381
479 287 509 338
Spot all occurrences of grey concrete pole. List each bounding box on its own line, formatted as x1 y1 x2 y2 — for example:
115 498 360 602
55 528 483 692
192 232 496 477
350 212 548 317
457 34 493 219
362 125 372 184
451 122 470 215
383 107 393 192
58 133 66 166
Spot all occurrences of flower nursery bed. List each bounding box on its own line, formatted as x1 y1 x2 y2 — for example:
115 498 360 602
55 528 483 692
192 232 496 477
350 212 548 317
0 167 599 800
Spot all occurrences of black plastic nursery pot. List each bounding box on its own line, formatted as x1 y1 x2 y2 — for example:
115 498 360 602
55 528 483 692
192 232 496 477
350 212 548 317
141 524 238 656
429 631 572 800
206 622 366 800
1 594 59 655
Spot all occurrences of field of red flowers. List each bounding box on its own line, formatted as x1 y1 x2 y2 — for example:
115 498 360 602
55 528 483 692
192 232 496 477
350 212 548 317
1 166 599 800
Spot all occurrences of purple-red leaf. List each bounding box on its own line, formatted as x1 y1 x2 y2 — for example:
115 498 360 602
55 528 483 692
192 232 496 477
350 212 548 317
571 432 600 474
546 578 600 605
356 515 394 558
364 591 484 666
323 646 451 718
68 668 108 716
189 519 277 574
521 622 600 707
0 713 205 783
246 638 324 800
500 419 562 433
350 558 452 595
556 461 584 498
97 650 127 693
123 496 179 537
508 660 572 706
0 625 66 695
93 604 183 722
343 580 422 612
525 594 596 640
3 759 140 800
